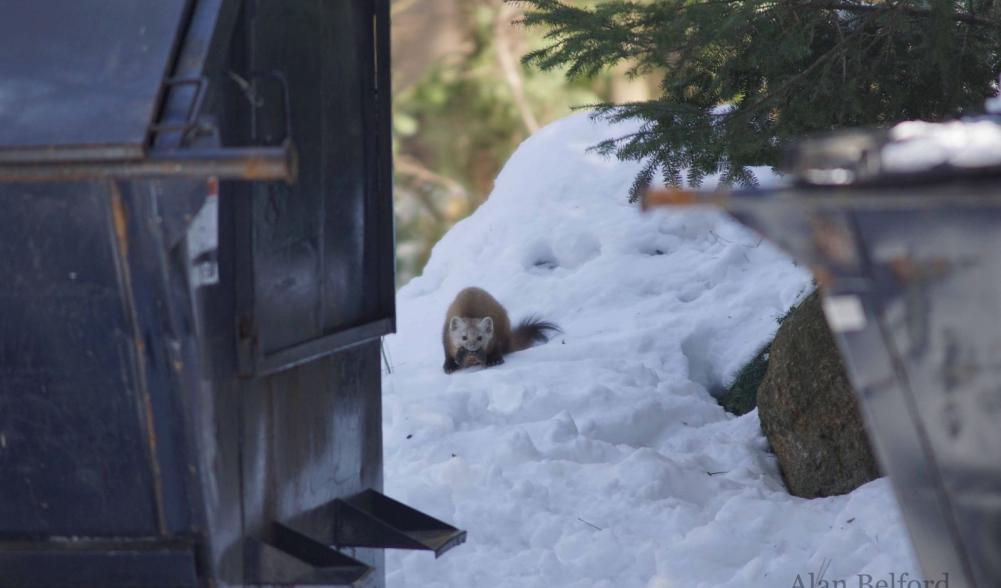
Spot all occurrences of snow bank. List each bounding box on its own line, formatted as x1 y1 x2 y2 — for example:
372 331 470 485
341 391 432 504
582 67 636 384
383 113 918 587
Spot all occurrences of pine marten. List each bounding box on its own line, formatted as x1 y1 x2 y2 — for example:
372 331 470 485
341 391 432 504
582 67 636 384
442 287 560 374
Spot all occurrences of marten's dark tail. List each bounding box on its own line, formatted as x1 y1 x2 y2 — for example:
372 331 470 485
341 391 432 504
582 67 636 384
511 315 562 352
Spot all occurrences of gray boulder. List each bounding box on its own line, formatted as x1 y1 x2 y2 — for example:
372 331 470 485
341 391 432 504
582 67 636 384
757 290 881 498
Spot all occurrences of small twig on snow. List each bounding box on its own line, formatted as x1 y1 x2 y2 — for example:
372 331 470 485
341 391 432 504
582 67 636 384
577 517 603 531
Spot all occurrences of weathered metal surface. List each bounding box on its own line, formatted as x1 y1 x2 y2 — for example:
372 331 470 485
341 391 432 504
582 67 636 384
0 1 456 586
0 541 198 588
0 182 159 537
238 344 386 586
843 207 1001 588
0 0 189 162
233 0 395 377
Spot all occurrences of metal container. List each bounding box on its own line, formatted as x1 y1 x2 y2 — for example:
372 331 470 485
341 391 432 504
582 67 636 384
646 119 1001 588
0 1 464 586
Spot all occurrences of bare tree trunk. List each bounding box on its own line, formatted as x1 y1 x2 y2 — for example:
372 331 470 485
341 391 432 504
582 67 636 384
493 0 540 134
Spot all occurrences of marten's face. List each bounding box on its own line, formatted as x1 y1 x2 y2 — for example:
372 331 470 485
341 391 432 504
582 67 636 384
449 316 493 366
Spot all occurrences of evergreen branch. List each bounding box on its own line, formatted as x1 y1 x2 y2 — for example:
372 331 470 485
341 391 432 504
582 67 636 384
516 0 1001 200
629 158 658 202
734 17 870 119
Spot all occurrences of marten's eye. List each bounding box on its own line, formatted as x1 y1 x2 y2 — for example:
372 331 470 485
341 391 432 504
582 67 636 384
477 336 482 341
462 336 467 341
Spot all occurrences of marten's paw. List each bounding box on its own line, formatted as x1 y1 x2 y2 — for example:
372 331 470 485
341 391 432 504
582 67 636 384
443 358 459 374
486 355 505 367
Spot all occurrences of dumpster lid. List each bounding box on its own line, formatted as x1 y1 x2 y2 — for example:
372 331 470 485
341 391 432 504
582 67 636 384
784 117 1001 188
0 0 189 163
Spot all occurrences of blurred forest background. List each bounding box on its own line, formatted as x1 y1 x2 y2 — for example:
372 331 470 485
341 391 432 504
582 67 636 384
390 0 657 285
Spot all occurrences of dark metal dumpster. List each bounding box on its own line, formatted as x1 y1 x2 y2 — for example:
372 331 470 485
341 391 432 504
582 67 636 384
0 1 464 586
645 118 1001 588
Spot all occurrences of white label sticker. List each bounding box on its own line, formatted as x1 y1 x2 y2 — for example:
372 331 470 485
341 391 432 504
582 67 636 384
823 295 867 332
187 178 220 288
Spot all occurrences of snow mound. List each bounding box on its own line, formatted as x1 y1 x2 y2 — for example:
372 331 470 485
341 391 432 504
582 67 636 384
383 113 918 587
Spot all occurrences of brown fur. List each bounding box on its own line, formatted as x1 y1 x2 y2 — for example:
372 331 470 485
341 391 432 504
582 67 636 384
442 287 560 374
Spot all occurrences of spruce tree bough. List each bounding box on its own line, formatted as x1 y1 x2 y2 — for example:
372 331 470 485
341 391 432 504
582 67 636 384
515 0 1001 200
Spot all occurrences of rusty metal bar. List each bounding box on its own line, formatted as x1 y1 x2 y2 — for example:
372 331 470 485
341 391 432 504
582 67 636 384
0 142 298 184
642 184 1001 212
642 187 724 210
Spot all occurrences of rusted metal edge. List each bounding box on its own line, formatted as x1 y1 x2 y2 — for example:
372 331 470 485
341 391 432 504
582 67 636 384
641 187 730 211
643 185 1001 214
0 142 297 184
107 184 169 536
0 144 144 164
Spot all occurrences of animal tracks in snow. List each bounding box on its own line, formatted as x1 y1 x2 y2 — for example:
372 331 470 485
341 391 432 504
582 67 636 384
384 113 914 588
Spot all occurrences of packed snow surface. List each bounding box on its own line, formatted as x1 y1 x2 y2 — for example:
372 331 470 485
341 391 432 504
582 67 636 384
383 113 918 587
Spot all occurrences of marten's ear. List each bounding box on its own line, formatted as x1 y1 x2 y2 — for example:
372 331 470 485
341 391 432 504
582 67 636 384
479 317 494 334
449 316 463 331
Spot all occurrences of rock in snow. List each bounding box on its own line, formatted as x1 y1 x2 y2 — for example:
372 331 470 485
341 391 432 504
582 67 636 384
383 113 918 587
757 291 881 499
